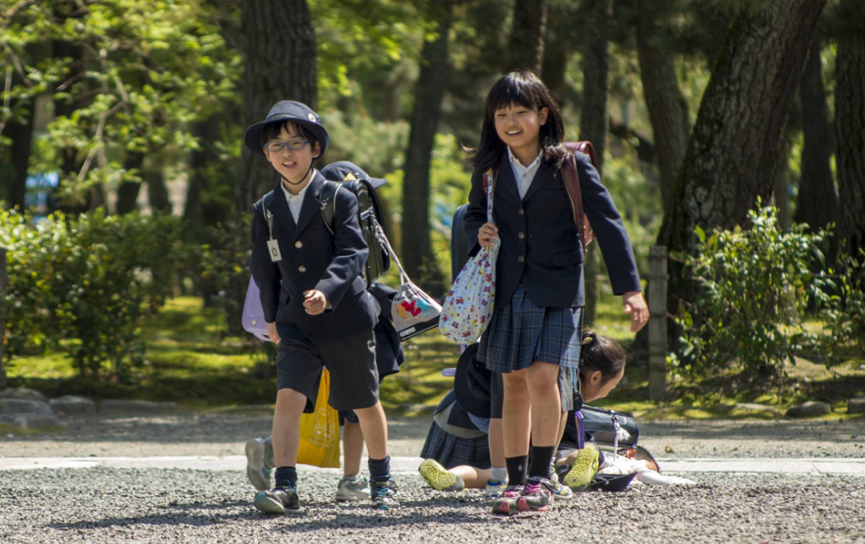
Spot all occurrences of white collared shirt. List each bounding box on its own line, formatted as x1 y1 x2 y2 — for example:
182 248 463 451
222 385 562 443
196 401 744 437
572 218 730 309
280 170 317 222
507 147 543 200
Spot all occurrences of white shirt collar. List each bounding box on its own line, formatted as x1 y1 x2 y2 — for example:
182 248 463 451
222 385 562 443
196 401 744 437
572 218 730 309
280 170 316 201
507 146 543 174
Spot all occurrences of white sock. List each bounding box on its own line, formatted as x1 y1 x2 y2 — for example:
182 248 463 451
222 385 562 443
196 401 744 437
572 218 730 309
490 467 508 483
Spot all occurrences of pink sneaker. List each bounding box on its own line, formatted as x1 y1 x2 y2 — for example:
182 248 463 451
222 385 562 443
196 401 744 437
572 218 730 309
491 485 523 515
517 477 553 512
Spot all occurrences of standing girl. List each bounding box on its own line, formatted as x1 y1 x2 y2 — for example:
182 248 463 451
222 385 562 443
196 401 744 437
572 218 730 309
463 71 648 514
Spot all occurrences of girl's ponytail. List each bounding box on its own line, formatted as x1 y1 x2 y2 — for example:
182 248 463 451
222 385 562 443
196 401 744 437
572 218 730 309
579 329 625 383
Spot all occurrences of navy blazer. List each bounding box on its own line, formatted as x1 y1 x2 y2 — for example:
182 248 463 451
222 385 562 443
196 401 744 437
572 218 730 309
249 172 376 341
463 151 641 308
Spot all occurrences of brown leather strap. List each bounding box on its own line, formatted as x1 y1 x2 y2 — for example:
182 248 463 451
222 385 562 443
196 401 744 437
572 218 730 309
561 147 594 249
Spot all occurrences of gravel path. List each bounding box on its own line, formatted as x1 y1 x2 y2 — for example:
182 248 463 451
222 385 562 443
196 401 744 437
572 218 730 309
1 411 864 543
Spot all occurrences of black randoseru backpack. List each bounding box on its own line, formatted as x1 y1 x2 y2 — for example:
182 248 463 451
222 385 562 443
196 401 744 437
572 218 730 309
320 179 391 287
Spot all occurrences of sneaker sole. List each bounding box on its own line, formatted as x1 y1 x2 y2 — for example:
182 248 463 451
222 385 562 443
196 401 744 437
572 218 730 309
254 494 286 515
418 459 460 491
492 498 518 515
563 448 600 491
335 493 370 502
245 439 270 491
516 498 549 512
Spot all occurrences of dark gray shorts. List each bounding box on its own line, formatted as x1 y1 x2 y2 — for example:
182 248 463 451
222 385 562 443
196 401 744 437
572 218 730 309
489 365 576 419
275 328 379 412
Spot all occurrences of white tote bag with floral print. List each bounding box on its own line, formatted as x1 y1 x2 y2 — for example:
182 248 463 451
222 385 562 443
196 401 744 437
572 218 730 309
439 173 499 344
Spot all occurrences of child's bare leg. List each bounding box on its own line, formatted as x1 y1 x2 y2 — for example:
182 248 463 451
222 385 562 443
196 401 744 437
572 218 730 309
526 361 562 448
451 466 492 489
501 369 531 458
342 420 364 477
271 388 307 467
353 401 388 460
488 418 505 467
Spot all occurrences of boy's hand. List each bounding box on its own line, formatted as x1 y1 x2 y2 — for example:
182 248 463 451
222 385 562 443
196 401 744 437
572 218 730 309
303 289 328 315
478 222 499 247
267 322 280 344
622 291 649 332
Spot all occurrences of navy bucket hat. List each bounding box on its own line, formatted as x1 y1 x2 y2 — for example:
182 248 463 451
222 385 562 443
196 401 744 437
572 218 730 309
320 160 387 189
243 100 329 157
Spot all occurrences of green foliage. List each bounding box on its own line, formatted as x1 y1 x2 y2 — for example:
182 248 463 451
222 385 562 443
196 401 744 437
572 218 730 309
0 209 185 379
815 251 865 366
675 203 832 380
2 0 241 201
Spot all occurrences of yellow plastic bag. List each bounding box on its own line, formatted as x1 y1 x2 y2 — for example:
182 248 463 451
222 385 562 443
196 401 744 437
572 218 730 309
296 368 341 468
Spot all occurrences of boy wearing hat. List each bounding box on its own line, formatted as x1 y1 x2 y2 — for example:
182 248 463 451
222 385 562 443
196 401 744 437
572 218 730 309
246 101 398 512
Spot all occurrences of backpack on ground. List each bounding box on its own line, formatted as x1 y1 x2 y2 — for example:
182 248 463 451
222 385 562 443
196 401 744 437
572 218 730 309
320 178 391 287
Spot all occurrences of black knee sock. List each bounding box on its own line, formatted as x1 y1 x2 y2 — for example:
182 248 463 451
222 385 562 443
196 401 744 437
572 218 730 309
275 466 297 488
505 456 528 487
368 455 391 481
529 446 554 479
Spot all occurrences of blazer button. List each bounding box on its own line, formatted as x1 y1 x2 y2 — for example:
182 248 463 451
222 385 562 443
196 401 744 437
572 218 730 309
295 241 303 249
518 232 525 240
298 265 307 273
518 209 525 216
518 256 525 263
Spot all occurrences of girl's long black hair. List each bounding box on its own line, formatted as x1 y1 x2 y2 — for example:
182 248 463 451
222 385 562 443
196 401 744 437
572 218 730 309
579 329 626 383
471 71 568 174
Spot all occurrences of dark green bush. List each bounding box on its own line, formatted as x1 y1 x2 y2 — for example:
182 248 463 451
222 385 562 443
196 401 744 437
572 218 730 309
1 209 185 380
674 203 831 379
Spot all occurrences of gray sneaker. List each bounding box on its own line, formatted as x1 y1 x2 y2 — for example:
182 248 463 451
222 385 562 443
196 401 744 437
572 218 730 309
245 437 274 491
335 474 370 501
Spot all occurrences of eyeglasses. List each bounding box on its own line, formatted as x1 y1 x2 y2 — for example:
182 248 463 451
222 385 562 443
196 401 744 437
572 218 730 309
265 140 311 153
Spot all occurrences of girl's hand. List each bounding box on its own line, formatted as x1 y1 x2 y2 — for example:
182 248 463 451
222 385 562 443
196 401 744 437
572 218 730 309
478 222 499 247
267 321 280 344
303 289 328 315
622 291 649 332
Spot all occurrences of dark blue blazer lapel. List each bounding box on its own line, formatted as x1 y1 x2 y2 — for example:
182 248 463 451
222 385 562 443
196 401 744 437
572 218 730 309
292 172 325 239
265 179 295 234
521 158 554 203
494 155 520 208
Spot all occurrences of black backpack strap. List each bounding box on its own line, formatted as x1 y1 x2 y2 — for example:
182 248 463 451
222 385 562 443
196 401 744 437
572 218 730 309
319 180 341 235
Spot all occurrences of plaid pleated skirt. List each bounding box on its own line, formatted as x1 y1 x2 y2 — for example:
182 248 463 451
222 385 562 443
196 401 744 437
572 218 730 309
479 284 583 373
420 422 491 470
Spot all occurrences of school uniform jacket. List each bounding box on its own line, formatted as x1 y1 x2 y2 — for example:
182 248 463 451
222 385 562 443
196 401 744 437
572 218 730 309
463 151 641 308
249 172 376 341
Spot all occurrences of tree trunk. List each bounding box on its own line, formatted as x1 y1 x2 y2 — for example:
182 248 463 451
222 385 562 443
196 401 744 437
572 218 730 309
834 0 865 258
579 0 613 327
508 0 547 73
4 106 34 211
146 167 171 213
401 0 453 296
657 0 826 344
236 0 317 216
636 0 690 214
795 38 838 236
116 153 144 215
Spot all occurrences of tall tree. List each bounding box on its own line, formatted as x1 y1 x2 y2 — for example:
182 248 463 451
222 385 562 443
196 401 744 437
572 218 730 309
657 0 826 343
236 0 317 214
401 0 454 294
833 0 865 258
579 0 613 326
507 0 547 73
795 37 837 236
635 0 690 213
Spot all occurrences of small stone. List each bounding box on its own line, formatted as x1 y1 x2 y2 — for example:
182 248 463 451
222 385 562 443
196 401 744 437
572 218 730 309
0 399 53 415
0 388 47 402
50 396 97 416
846 398 865 415
785 401 831 418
